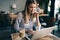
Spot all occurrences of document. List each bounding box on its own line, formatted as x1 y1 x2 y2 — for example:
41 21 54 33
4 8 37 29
31 27 54 40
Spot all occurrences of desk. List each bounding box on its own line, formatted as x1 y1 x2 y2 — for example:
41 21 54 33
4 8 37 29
39 14 49 16
11 33 60 40
11 33 26 40
11 33 21 40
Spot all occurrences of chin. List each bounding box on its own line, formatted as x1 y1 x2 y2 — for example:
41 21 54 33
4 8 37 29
31 12 34 14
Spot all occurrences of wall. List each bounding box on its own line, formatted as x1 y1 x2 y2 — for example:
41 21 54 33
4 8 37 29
0 0 26 13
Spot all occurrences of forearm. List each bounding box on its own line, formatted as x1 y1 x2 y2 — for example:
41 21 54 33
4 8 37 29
36 16 41 26
36 15 41 31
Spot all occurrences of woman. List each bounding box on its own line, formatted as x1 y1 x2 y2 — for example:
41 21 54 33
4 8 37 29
14 0 41 39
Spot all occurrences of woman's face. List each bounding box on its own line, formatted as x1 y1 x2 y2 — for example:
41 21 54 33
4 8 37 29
28 3 37 14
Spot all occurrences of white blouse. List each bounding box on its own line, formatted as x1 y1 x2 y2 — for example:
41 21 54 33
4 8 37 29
14 12 41 32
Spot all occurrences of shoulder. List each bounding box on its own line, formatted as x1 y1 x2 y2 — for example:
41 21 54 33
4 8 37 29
18 12 23 16
16 12 24 20
17 12 23 17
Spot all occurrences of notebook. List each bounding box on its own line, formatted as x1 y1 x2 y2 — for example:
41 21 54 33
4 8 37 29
31 27 54 40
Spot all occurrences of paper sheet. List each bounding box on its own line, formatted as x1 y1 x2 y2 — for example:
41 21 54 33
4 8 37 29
31 27 54 40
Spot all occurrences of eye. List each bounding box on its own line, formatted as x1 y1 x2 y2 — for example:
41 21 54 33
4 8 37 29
34 6 36 8
29 6 33 8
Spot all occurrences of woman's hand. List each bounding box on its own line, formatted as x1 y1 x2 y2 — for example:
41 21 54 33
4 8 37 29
33 12 39 18
29 30 35 35
26 30 35 35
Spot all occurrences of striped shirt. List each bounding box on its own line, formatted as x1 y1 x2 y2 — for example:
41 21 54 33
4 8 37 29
14 12 41 32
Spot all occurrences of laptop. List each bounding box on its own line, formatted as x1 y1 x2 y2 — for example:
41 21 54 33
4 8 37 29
31 27 54 40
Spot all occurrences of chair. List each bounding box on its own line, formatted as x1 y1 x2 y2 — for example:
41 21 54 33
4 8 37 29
0 13 11 40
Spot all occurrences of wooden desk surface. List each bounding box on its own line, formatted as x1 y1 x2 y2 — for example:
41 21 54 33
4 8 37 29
11 33 26 40
11 33 21 40
39 14 49 16
11 33 60 40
